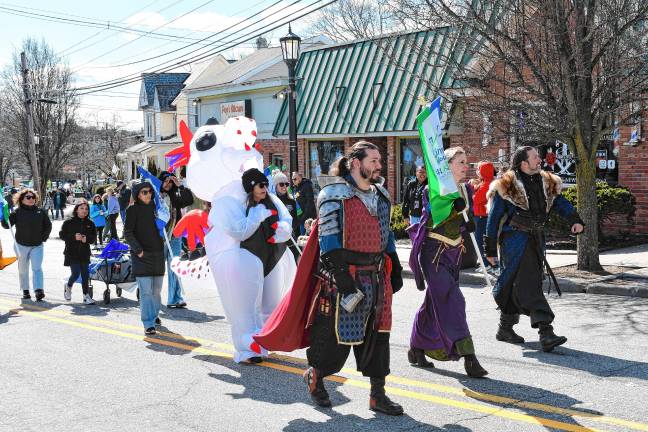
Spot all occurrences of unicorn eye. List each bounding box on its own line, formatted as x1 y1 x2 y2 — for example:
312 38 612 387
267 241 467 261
195 131 217 151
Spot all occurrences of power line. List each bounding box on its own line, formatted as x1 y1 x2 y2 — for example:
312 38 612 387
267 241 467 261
72 0 330 94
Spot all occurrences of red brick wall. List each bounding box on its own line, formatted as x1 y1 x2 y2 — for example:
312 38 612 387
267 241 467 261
256 138 289 169
617 112 648 233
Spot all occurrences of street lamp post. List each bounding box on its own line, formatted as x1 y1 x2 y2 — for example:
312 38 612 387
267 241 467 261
280 24 301 176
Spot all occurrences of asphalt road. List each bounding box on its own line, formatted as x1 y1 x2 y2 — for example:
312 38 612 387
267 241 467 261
1 218 647 431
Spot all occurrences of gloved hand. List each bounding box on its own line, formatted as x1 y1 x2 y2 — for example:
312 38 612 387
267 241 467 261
463 219 476 233
453 198 466 212
248 204 275 225
321 250 356 296
388 252 403 293
267 221 293 244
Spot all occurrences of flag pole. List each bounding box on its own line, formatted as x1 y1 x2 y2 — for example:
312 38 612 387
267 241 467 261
461 210 492 289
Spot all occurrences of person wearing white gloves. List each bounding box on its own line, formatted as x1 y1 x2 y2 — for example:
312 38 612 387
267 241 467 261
207 168 296 363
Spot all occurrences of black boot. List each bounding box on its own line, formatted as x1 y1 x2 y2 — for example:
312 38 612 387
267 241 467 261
538 323 567 352
463 354 488 378
369 377 404 416
34 289 45 301
496 313 525 344
304 367 331 408
407 348 435 368
22 290 31 300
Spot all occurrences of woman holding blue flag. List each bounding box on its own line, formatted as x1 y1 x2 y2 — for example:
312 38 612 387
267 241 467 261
407 146 488 378
124 180 166 335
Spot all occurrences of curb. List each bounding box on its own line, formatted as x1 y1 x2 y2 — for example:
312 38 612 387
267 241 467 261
402 267 648 298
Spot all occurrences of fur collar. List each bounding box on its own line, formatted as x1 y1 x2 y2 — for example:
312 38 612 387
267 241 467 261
487 170 562 213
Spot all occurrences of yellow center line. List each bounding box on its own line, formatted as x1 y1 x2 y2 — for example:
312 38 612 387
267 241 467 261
1 299 645 431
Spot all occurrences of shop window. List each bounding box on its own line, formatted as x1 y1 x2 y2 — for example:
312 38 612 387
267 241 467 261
309 141 344 181
400 138 425 201
270 153 285 171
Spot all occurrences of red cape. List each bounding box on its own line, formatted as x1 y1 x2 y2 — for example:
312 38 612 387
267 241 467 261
253 223 321 352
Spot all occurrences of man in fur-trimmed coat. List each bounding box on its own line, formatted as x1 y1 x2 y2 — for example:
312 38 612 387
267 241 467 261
484 146 584 352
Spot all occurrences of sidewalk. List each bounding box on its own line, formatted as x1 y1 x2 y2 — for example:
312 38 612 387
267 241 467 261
396 242 648 298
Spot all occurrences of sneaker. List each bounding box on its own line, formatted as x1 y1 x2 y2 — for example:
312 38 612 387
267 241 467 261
83 294 95 305
35 289 45 301
145 327 156 335
63 283 72 301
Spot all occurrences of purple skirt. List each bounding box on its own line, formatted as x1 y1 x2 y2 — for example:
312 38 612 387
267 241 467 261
410 236 472 361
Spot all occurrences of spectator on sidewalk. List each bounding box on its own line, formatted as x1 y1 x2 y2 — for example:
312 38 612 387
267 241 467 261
470 161 496 269
89 194 107 247
60 200 97 305
158 171 194 308
4 188 16 211
116 181 131 236
53 188 67 220
291 172 316 234
124 180 166 335
402 166 428 225
42 191 54 219
1 188 52 301
273 172 300 260
105 187 120 241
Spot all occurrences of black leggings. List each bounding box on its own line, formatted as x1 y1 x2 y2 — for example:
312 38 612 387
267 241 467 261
95 226 105 245
67 260 90 295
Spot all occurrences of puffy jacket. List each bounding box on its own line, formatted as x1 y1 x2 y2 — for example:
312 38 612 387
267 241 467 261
89 203 107 227
59 216 97 265
124 184 165 277
2 205 52 246
472 162 495 217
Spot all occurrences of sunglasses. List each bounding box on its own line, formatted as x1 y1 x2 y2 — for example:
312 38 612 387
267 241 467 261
277 182 290 187
140 190 152 196
257 183 269 189
23 195 35 200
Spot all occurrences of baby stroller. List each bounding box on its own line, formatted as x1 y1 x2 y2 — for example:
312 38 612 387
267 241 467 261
89 239 138 305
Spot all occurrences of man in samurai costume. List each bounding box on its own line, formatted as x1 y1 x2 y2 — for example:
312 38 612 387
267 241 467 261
304 141 404 415
485 146 584 352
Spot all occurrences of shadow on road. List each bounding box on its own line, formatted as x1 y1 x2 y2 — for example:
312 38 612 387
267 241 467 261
522 345 648 380
557 294 648 336
69 297 140 317
160 307 225 324
0 309 21 324
144 325 203 356
283 412 456 431
194 354 352 407
413 367 601 431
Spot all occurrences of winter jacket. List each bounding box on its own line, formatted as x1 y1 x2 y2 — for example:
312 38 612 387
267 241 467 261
89 203 107 227
59 216 97 265
53 191 67 209
117 187 132 209
106 195 120 215
124 189 165 277
277 192 300 239
472 162 495 217
2 205 52 246
293 178 316 220
401 178 428 219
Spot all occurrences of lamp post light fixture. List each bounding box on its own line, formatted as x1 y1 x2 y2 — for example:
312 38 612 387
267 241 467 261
280 24 301 177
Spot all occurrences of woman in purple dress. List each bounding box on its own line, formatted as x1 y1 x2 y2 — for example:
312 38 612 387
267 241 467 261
407 147 488 378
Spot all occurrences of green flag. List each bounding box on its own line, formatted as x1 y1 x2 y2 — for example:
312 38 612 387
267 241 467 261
417 97 460 227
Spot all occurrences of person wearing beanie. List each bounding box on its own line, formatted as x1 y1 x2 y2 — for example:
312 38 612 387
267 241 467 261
273 172 300 260
470 161 495 268
124 180 166 335
207 167 296 363
158 170 194 309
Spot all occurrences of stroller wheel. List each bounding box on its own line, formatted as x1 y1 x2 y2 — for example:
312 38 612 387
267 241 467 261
103 288 111 305
116 287 122 297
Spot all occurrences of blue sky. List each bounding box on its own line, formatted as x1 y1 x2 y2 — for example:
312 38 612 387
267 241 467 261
0 0 318 129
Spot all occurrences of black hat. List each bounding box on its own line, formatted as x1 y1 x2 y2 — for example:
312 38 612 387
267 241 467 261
242 168 268 193
158 171 173 182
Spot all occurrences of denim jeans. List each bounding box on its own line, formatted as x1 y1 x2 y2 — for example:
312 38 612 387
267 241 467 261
67 259 90 295
165 235 184 305
474 216 488 265
54 208 64 219
15 243 44 292
137 276 163 329
120 210 127 230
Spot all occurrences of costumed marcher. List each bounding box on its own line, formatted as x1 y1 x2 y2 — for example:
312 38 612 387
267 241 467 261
60 200 97 304
296 141 404 415
172 117 296 363
1 189 52 301
89 194 107 246
158 170 194 308
402 165 428 225
470 161 496 269
124 181 166 335
273 171 300 260
407 147 488 378
485 146 584 352
291 172 316 233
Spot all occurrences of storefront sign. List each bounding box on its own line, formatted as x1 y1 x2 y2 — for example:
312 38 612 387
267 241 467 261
541 141 618 185
220 100 252 122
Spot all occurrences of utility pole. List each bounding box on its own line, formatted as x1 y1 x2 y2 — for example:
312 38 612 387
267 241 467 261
20 52 41 194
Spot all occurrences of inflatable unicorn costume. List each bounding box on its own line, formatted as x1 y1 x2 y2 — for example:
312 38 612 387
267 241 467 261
168 118 296 362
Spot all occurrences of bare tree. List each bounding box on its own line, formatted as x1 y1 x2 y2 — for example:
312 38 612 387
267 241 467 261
305 0 406 41
0 38 79 198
